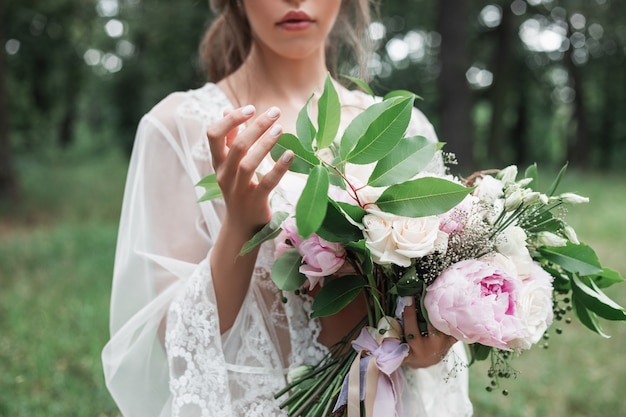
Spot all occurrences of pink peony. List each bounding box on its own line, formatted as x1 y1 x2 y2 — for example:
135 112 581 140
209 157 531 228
275 218 346 289
424 259 525 350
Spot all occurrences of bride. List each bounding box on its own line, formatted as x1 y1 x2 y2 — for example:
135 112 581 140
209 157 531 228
102 0 473 416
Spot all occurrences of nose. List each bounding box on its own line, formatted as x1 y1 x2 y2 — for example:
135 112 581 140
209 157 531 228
285 0 305 6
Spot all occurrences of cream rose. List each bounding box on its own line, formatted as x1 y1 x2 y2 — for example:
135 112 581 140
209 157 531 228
363 210 443 267
509 262 554 350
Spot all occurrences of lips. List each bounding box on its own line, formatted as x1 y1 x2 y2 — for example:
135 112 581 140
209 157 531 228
277 10 315 30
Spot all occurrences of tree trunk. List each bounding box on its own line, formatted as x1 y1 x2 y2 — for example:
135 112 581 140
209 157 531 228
436 0 474 174
566 22 590 170
487 3 516 165
0 0 20 204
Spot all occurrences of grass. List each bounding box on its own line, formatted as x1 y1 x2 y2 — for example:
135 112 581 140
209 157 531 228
1 152 625 416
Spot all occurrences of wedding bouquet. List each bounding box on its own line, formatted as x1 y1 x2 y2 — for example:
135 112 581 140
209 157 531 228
198 75 626 417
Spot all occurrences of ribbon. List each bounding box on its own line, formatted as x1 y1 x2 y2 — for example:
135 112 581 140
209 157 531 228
334 317 410 417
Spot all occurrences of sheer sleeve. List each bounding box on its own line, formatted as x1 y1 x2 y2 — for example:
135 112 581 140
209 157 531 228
101 89 228 417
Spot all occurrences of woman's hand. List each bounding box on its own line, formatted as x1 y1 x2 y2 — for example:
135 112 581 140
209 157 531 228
206 105 293 333
207 105 293 238
402 299 457 369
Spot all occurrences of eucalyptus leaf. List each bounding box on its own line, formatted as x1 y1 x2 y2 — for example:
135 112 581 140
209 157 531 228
316 75 341 149
296 165 329 238
376 177 473 217
367 136 437 187
271 249 307 291
339 98 405 161
296 94 316 151
196 174 223 202
343 75 375 97
345 97 414 165
538 242 603 276
310 275 366 318
239 211 289 256
270 133 320 174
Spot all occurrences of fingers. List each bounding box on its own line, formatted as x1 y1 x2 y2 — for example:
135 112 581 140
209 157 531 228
207 105 257 168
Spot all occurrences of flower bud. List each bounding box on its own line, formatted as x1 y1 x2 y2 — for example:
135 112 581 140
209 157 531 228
560 193 589 205
563 225 580 245
537 231 567 247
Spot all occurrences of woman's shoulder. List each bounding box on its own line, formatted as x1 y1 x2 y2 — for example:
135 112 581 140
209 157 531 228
144 83 232 131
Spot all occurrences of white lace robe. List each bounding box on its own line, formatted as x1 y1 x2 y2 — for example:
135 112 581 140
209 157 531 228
102 83 474 417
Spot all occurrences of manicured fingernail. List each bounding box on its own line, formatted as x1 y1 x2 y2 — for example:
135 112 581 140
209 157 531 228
241 105 255 115
267 106 280 119
282 150 293 163
269 124 282 136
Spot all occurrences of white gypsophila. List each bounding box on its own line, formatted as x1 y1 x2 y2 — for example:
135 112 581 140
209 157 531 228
474 175 504 205
509 262 554 350
496 225 534 279
537 231 568 247
363 210 442 267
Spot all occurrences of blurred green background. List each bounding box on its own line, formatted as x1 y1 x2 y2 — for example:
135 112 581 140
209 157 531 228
1 0 625 416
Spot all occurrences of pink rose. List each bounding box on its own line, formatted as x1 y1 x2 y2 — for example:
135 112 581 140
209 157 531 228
276 218 346 289
424 259 525 350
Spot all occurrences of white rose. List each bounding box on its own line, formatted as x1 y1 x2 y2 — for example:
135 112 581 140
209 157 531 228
497 226 533 279
474 175 504 204
363 211 442 267
509 263 554 350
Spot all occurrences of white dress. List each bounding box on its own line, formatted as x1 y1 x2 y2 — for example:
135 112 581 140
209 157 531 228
101 83 474 417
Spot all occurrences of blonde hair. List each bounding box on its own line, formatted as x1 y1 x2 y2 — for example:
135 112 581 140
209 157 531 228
200 0 377 82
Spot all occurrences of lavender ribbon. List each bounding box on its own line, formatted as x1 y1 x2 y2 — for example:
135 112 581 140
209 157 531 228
333 318 410 417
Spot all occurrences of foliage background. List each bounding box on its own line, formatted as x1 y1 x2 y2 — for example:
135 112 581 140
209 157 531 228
1 0 625 415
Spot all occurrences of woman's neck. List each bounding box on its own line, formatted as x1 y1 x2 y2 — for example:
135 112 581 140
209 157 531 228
224 45 330 113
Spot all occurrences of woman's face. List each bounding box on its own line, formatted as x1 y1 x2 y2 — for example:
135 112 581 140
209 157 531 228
242 0 342 61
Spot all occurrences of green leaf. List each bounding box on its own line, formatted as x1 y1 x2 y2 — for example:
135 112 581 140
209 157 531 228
345 97 414 164
296 165 330 238
239 211 289 256
592 268 625 289
367 136 437 187
524 163 538 191
538 242 603 276
346 240 373 276
376 177 473 217
316 75 341 149
270 133 320 174
335 201 367 225
392 266 422 296
571 275 626 321
572 296 610 338
271 249 307 291
310 275 366 318
469 344 492 365
383 89 422 101
343 75 375 97
296 94 316 151
316 200 363 243
339 98 406 161
196 174 222 202
546 162 568 196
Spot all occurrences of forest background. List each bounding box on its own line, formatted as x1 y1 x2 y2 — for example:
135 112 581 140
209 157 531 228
1 0 625 416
